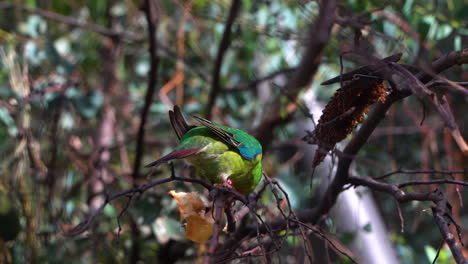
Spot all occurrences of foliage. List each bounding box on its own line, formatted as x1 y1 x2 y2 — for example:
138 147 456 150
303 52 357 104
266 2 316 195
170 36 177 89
0 0 466 263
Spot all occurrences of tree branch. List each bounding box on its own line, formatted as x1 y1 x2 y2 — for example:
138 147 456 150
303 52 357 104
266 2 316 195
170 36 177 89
132 0 160 181
374 168 467 180
314 48 468 224
348 176 467 264
64 174 214 236
398 179 468 188
206 0 242 119
253 0 337 146
432 197 467 264
225 67 296 92
219 48 468 262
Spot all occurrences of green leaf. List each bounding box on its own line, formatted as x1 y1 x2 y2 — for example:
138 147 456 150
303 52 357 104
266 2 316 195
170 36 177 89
73 91 104 119
152 216 184 244
59 112 74 130
340 231 356 245
455 4 468 20
424 245 437 262
454 35 462 50
24 41 46 65
383 20 397 36
435 24 453 40
418 20 431 41
363 223 372 232
18 15 46 38
103 204 118 218
0 107 17 136
403 0 414 17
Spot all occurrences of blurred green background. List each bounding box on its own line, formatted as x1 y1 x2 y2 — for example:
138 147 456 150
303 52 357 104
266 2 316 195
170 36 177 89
0 0 466 263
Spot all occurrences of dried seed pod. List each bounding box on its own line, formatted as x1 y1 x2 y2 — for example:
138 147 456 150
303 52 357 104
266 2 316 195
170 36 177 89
309 79 387 168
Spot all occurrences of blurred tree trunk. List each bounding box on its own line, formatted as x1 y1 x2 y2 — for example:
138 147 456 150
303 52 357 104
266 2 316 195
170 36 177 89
88 38 120 210
300 89 400 264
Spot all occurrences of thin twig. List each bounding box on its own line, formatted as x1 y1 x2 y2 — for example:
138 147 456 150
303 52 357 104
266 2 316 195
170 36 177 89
64 175 213 236
374 169 467 180
270 176 314 263
431 240 445 264
348 177 467 263
395 200 405 233
398 179 468 188
291 220 359 264
205 192 224 264
116 195 133 239
225 68 296 92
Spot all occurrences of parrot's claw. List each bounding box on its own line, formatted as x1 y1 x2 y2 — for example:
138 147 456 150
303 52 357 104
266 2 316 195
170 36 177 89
213 179 233 188
225 178 234 188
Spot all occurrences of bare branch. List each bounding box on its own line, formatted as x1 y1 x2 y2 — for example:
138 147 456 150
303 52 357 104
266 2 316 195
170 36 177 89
432 240 445 264
225 67 296 92
398 179 468 188
374 168 467 180
64 174 213 236
314 48 468 224
205 191 225 264
215 48 468 263
396 200 405 233
419 48 468 84
253 0 337 146
432 194 467 264
132 0 160 181
206 0 242 119
427 80 468 97
347 176 467 263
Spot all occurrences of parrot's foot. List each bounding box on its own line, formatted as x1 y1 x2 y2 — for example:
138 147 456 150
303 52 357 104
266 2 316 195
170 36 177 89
225 178 234 189
213 178 234 191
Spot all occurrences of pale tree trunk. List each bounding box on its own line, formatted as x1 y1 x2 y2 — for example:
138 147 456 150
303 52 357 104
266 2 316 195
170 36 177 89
300 89 400 264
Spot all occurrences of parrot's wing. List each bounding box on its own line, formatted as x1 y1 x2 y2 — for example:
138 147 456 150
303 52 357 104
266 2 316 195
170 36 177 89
191 115 241 148
170 105 195 139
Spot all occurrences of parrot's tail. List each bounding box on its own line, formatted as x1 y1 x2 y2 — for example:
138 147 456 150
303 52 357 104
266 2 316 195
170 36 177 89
144 148 203 167
169 105 194 139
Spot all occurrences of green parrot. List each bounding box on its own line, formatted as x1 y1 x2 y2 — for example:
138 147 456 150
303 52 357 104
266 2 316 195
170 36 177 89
146 106 263 194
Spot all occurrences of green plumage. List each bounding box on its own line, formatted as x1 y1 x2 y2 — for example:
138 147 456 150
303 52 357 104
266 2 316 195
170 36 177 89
146 106 263 193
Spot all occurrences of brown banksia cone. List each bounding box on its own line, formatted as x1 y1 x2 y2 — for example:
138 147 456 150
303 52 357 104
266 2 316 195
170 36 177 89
307 78 387 168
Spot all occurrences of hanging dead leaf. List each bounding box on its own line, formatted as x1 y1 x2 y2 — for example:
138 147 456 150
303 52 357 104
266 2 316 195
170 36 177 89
169 190 214 243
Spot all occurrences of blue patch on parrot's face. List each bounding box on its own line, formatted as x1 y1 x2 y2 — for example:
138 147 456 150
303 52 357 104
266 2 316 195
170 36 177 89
237 144 261 160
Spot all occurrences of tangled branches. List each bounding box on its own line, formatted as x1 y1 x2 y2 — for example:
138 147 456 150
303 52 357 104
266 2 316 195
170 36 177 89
64 164 361 263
